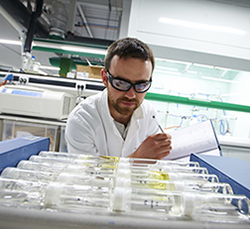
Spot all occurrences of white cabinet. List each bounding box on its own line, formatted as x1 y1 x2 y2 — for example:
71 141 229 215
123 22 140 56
128 0 250 71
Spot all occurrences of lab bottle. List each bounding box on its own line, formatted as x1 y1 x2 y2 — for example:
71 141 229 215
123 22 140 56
44 182 112 213
17 160 68 174
112 187 250 222
1 167 59 183
0 189 44 209
0 177 47 193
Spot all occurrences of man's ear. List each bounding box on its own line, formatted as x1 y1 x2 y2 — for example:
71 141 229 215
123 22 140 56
101 69 108 87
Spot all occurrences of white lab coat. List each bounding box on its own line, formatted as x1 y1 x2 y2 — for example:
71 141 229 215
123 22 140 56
65 89 159 157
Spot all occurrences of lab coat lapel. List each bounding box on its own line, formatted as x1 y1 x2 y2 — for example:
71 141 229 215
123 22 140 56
101 90 124 156
123 106 143 148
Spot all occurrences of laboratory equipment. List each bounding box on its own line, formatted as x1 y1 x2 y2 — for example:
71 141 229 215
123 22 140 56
0 85 76 120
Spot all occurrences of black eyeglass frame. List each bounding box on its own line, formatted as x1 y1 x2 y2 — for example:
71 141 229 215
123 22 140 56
106 70 152 93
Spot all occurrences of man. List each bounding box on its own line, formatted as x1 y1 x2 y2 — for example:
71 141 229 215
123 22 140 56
65 37 172 159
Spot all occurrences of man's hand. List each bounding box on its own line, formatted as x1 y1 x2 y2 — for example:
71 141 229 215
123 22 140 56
128 133 172 160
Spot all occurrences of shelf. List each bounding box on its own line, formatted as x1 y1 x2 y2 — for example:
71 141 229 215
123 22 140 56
32 38 107 59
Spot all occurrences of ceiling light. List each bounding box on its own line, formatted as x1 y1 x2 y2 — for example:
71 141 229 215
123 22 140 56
156 66 178 71
193 63 214 69
154 70 182 75
202 76 239 84
155 57 191 65
61 45 107 55
186 70 198 74
159 17 247 35
32 41 107 56
0 39 22 45
214 66 233 71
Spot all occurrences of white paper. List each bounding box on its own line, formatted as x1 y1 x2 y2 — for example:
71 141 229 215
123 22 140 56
164 120 220 160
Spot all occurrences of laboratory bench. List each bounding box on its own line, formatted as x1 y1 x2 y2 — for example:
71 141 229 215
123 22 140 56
0 137 249 229
0 206 248 229
218 135 250 163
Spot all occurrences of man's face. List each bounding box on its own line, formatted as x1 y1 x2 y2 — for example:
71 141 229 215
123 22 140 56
102 55 152 121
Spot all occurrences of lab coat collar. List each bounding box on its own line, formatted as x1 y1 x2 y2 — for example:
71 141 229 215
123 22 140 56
100 89 145 157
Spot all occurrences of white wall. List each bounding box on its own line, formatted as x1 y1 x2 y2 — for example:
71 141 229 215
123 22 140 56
128 0 250 71
227 71 250 138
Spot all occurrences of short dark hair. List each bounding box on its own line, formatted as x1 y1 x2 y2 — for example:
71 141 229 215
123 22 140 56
104 37 155 73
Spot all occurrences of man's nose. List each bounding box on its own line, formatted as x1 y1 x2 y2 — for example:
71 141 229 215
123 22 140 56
124 86 136 99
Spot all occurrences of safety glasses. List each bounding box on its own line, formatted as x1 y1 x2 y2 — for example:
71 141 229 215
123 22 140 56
106 70 152 93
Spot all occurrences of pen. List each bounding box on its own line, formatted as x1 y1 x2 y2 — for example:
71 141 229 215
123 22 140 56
152 116 164 133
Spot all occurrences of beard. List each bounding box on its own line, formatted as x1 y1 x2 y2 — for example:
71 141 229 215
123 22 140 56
107 87 140 116
112 98 139 116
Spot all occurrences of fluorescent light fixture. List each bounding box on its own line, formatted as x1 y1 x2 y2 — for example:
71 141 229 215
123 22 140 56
61 45 107 55
186 70 198 74
202 76 239 84
32 41 107 55
40 65 60 71
155 57 191 65
214 66 233 71
193 63 214 69
0 39 22 45
156 66 178 72
154 69 182 75
159 17 247 35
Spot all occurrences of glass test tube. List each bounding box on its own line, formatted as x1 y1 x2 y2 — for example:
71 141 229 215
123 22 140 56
1 167 59 183
0 177 47 193
44 182 112 213
38 151 119 163
112 187 250 222
119 157 200 167
17 160 68 173
129 169 220 182
115 176 233 194
0 189 44 209
29 155 118 169
56 172 114 188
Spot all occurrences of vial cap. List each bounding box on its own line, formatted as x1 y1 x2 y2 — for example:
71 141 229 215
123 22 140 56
112 187 131 212
44 182 62 207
